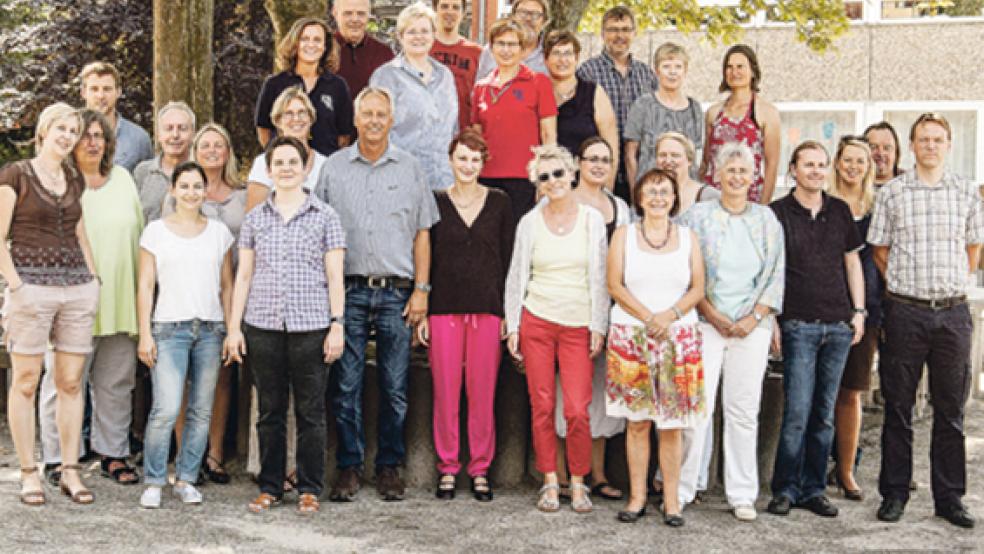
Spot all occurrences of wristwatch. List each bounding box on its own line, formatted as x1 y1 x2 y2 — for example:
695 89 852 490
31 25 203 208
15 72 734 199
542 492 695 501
671 306 684 320
415 282 432 293
329 315 345 326
752 312 764 323
853 307 868 317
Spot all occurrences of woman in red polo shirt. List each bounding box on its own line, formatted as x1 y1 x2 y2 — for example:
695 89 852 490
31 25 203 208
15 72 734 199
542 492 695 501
471 17 557 226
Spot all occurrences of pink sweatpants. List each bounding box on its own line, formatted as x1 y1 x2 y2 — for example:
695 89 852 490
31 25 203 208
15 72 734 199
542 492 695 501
428 314 502 476
519 309 593 477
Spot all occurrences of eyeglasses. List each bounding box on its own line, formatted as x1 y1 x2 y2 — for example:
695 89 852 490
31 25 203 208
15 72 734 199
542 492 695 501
537 168 566 182
81 132 106 143
280 110 310 121
581 155 611 165
603 26 634 34
493 40 522 50
515 9 544 21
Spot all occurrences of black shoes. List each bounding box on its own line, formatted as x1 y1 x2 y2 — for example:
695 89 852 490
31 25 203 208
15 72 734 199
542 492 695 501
767 496 792 516
936 503 975 529
798 495 839 517
436 474 455 500
663 513 685 527
877 498 906 522
616 505 647 523
471 475 493 502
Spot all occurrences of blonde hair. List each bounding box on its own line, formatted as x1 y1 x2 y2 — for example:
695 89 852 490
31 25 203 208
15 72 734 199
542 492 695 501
193 123 243 189
79 61 121 90
653 42 689 68
527 143 575 183
275 17 339 74
396 2 436 37
655 131 696 164
830 137 875 216
35 102 80 150
270 86 316 129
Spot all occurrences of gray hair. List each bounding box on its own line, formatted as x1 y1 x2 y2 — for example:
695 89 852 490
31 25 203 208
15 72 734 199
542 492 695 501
713 142 755 173
527 144 576 183
354 86 395 115
157 101 196 130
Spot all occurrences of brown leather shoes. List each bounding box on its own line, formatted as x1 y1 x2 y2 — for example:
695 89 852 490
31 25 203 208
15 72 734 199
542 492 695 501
376 466 405 502
329 467 362 502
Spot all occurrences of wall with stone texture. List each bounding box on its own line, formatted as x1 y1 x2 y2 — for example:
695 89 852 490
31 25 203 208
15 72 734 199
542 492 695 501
577 20 984 104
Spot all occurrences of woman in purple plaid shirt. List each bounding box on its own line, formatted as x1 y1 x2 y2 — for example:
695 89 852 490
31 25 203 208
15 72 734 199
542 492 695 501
225 136 346 516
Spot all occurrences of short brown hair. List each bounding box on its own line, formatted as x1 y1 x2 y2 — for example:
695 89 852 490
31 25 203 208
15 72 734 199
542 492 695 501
79 61 121 90
511 0 549 20
909 112 952 141
633 168 681 218
488 18 530 47
75 109 116 177
543 30 580 59
264 135 309 168
275 18 338 74
719 44 761 93
788 139 829 169
448 129 489 162
601 6 635 28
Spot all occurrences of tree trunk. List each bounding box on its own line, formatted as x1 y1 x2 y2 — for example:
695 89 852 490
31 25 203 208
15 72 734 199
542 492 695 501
153 0 215 128
264 0 329 45
548 0 590 32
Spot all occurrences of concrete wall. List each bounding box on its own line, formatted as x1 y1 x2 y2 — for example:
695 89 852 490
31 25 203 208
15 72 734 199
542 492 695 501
577 20 984 104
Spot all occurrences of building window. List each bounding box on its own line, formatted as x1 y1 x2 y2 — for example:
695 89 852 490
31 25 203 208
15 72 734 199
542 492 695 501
880 0 984 19
776 109 859 190
883 110 978 180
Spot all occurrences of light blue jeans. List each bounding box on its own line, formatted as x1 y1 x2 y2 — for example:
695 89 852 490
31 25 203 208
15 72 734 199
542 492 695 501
142 319 225 485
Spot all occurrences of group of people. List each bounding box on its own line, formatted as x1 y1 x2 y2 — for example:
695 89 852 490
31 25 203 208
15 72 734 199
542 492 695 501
2 0 980 533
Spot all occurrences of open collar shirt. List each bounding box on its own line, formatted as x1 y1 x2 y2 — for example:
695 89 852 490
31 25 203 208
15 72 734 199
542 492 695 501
238 192 346 332
576 50 657 136
314 142 440 279
867 169 984 300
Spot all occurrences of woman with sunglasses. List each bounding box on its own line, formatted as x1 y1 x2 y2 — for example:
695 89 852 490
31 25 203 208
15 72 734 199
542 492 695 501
828 135 878 501
504 144 608 514
472 18 557 226
553 136 629 500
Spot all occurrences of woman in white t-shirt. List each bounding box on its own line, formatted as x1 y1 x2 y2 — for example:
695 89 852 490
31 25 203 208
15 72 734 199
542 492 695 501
135 161 234 509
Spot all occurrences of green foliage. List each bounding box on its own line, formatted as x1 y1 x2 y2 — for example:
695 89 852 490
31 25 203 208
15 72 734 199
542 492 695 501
579 0 850 52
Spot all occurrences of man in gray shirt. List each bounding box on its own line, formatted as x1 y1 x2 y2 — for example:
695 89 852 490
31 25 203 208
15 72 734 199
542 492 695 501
314 86 440 503
79 62 153 172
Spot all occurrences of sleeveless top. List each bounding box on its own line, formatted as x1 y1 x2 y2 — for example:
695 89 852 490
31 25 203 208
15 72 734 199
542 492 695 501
703 94 766 203
611 223 696 326
557 79 598 157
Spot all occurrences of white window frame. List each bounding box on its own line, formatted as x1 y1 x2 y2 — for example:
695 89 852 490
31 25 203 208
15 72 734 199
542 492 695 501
697 0 984 28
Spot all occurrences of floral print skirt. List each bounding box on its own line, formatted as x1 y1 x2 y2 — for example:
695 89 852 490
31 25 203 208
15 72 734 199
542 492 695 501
605 322 705 428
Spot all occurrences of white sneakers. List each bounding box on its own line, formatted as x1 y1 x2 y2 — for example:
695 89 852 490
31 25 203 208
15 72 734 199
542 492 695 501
733 504 758 521
140 486 162 509
140 483 203 508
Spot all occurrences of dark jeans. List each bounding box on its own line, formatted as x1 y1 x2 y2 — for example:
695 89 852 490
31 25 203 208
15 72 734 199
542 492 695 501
878 297 972 509
246 324 329 497
771 319 853 502
331 283 412 470
479 177 535 228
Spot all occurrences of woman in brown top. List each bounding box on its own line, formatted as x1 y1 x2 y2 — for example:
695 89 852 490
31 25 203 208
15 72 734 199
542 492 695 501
0 103 100 506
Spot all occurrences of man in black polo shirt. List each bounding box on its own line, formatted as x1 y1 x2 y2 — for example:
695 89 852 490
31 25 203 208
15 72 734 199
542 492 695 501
767 140 866 518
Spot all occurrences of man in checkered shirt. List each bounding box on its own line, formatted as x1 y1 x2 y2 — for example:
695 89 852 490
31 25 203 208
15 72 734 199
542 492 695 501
867 113 984 529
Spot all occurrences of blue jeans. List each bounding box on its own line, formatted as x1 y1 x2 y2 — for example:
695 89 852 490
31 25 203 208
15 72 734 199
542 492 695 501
331 284 412 470
142 320 225 485
771 319 853 502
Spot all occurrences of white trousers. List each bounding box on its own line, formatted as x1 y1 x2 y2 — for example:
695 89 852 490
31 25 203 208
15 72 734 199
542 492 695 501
678 323 770 507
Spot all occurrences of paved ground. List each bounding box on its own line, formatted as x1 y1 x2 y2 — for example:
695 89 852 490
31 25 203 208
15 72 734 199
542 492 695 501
1 402 982 553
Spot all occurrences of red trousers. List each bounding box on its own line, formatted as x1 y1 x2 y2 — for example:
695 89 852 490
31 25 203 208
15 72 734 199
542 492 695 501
428 314 502 476
519 309 593 476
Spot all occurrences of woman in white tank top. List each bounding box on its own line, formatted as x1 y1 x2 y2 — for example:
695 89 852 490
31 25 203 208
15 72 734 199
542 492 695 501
606 168 706 527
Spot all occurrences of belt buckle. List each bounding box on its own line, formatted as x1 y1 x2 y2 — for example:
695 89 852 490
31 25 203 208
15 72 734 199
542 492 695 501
930 298 940 310
366 276 387 289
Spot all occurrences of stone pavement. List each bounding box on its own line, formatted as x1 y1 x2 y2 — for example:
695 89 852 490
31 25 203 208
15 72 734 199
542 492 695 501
1 403 981 553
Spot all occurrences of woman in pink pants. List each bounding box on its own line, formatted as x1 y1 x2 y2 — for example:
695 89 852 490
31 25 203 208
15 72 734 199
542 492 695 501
418 130 514 501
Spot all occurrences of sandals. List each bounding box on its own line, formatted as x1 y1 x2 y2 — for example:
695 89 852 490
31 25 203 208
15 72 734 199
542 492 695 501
471 475 493 502
436 474 456 500
537 483 561 513
571 482 593 513
101 457 139 485
297 493 320 515
248 492 282 513
591 481 624 500
204 455 231 485
19 466 45 507
59 465 94 505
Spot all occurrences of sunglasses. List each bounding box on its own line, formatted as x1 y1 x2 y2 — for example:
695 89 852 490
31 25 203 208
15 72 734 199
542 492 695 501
537 168 566 182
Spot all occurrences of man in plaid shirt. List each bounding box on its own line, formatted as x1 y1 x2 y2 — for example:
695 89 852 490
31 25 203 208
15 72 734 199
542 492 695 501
867 113 984 529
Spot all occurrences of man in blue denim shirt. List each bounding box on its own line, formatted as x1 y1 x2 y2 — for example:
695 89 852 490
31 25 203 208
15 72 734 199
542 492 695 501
79 62 153 173
315 86 440 502
766 141 865 518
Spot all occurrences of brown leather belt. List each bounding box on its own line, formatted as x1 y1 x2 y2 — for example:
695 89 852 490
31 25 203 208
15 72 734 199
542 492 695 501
885 291 966 310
